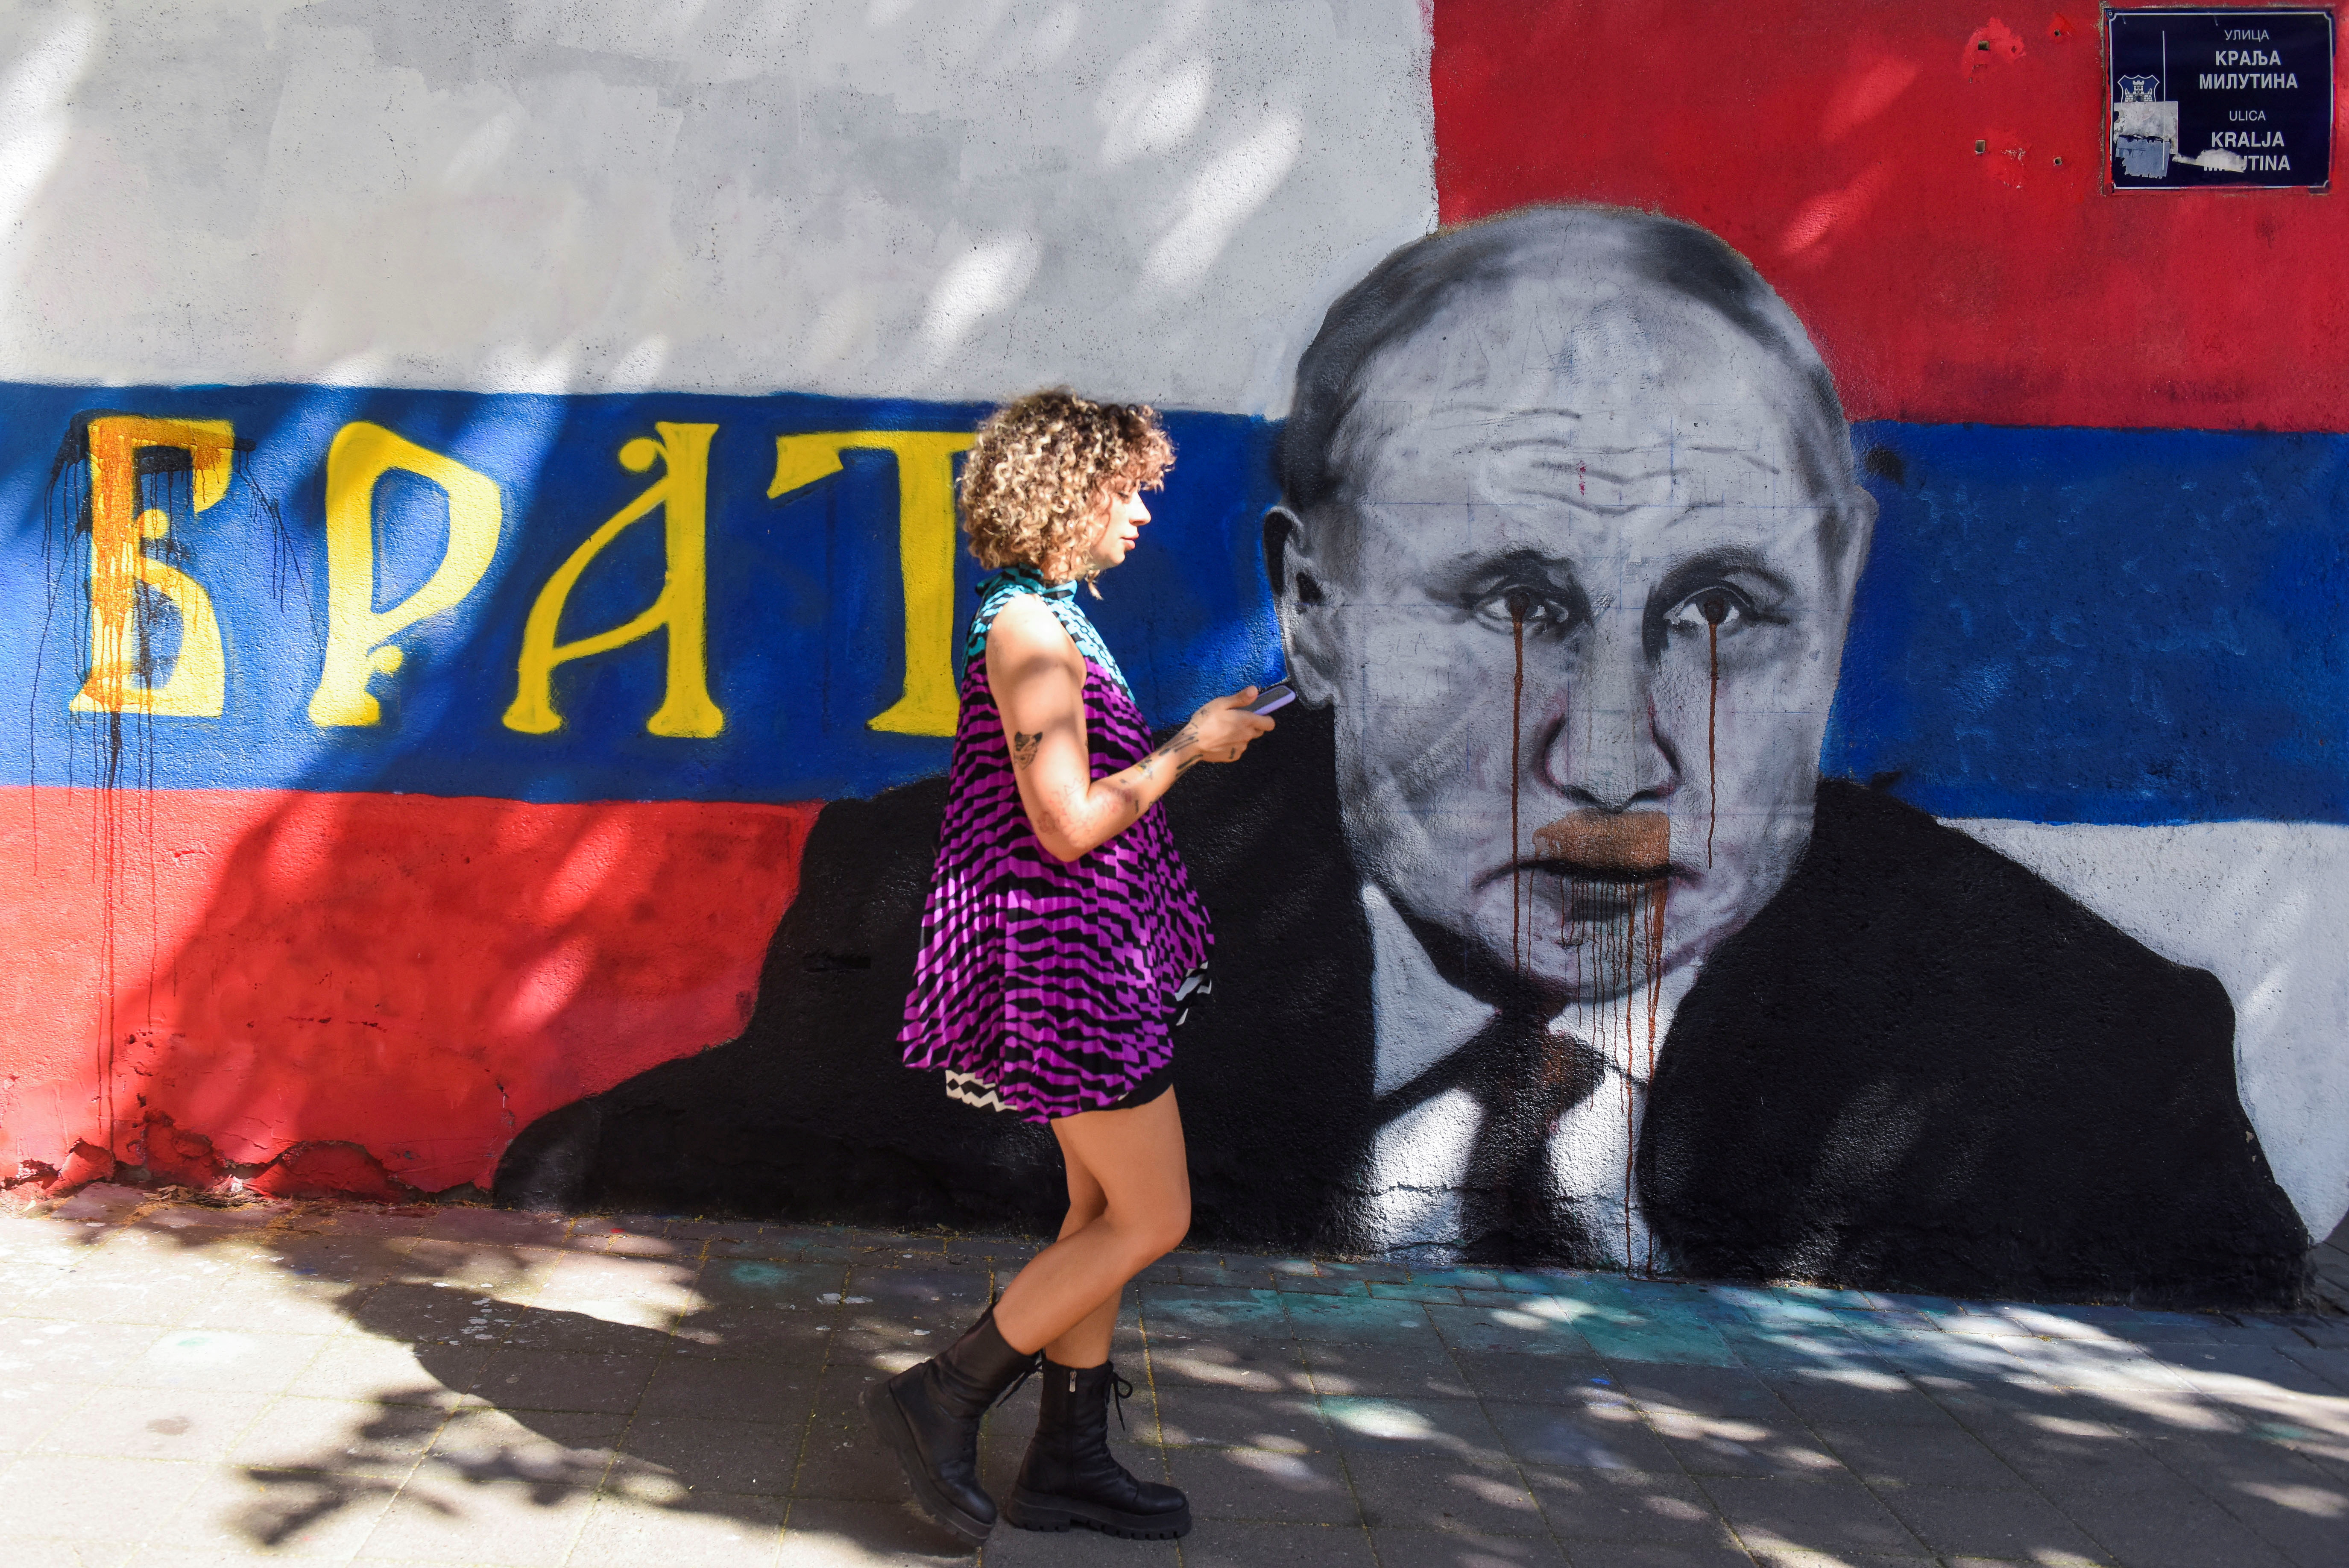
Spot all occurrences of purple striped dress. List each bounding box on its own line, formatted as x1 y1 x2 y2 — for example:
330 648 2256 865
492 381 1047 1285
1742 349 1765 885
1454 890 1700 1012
897 568 1213 1122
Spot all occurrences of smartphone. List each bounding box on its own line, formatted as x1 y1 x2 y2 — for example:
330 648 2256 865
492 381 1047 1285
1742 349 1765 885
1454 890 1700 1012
1248 683 1296 715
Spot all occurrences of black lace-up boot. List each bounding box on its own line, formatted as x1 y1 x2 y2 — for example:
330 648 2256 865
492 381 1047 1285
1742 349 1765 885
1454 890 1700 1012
864 1307 1039 1543
1002 1359 1192 1538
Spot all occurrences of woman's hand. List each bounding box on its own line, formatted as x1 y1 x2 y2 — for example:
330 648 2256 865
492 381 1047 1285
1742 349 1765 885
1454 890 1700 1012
1168 688 1275 766
990 598 1273 863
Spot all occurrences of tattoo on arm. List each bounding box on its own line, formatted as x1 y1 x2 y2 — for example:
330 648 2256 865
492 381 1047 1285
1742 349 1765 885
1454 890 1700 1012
1011 731 1042 768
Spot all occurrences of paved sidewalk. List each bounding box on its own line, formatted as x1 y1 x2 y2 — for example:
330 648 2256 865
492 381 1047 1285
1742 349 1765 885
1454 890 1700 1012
0 1186 2343 1568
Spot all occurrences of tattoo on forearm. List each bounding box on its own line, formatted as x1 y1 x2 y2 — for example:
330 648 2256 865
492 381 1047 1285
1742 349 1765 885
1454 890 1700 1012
1144 723 1201 770
1011 731 1042 768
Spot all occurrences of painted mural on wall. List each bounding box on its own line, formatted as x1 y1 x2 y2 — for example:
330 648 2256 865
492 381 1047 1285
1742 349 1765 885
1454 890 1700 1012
488 206 2317 1308
3 0 2346 1313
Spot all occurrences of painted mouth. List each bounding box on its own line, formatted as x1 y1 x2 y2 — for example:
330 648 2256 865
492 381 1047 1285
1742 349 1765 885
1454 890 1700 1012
1480 812 1679 887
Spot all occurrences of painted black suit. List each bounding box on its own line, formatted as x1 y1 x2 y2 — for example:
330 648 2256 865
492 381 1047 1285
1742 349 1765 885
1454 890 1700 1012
498 705 2309 1308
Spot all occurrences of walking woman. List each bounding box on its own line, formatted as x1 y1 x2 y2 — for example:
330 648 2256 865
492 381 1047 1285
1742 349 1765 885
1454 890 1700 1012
869 391 1271 1543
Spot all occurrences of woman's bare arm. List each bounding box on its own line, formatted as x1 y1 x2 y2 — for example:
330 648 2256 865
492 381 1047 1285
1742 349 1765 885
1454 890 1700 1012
987 595 1272 863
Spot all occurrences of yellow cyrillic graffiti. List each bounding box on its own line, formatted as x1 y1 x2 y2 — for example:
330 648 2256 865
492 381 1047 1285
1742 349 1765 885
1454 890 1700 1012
70 416 234 717
308 422 504 727
505 422 724 739
768 430 972 736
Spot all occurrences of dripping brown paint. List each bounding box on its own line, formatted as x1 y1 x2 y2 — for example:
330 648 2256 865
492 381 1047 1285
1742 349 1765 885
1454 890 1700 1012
1701 593 1726 868
1510 595 1526 973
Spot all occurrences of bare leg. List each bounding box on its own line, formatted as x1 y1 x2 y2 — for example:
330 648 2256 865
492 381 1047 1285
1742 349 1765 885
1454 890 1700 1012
1043 1128 1120 1368
993 1091 1189 1357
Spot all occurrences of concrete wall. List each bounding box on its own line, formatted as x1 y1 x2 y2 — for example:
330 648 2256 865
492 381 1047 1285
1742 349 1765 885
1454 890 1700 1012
1 0 2341 1309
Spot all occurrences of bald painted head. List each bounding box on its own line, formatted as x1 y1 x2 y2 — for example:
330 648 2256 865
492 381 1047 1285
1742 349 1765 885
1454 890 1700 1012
1268 206 1876 1006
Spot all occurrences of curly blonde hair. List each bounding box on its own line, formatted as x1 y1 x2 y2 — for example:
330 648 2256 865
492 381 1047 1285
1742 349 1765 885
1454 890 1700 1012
959 390 1174 579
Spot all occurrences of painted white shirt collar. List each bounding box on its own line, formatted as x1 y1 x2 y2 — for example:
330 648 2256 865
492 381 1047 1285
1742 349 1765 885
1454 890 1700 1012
1358 880 1700 1269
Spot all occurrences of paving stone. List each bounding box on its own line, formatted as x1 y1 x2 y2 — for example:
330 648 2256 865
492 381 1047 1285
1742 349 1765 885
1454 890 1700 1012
1549 1539 1756 1566
2280 1345 2349 1394
1319 1395 1507 1462
1315 1260 1417 1284
1165 1443 1360 1524
1175 1517 1381 1568
1345 1450 1546 1535
287 1334 487 1404
1742 1549 1938 1568
1426 1302 1601 1358
3 1198 2342 1568
1610 1363 1781 1419
361 1470 601 1563
774 1497 980 1563
1285 1294 1442 1344
0 1454 208 1540
984 1516 1182 1566
1522 1465 1730 1545
668 1299 850 1361
227 1393 447 1469
637 1353 822 1424
0 1381 97 1451
1812 1422 2024 1490
1303 1341 1476 1399
1485 1395 1678 1473
1648 1404 1843 1480
567 1490 788 1567
1695 1474 1924 1556
470 1348 659 1414
1453 1348 1614 1404
1365 1529 1569 1567
1719 1327 1885 1375
1411 1269 1507 1292
1759 1369 1959 1429
1580 1317 1737 1368
1137 1289 1291 1342
1147 1338 1307 1392
0 1543 135 1568
2059 1482 2302 1566
2000 1339 2197 1392
2153 1342 2349 1400
1369 1281 1465 1305
1964 1417 2180 1495
2180 1467 2349 1567
28 1385 272 1462
114 1328 330 1395
1154 1382 1330 1452
0 1318 168 1385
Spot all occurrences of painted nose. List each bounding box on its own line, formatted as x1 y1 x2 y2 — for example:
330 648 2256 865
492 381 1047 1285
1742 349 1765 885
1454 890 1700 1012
1541 645 1676 812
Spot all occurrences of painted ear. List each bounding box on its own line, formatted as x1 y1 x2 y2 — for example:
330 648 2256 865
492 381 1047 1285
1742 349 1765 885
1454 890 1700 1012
1264 505 1326 602
1264 506 1335 705
1831 487 1878 600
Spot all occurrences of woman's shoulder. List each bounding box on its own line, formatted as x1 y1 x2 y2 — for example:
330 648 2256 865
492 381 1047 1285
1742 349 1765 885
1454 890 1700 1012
984 589 1083 662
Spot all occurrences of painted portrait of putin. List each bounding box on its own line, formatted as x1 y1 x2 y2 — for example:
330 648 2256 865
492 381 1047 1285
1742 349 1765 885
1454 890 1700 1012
500 206 2308 1308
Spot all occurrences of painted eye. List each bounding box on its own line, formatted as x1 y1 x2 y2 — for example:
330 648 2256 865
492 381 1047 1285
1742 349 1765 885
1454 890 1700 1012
1667 587 1753 635
1473 585 1577 637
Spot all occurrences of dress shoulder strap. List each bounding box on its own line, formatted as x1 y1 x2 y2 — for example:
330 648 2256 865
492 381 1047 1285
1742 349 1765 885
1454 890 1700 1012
964 567 1133 695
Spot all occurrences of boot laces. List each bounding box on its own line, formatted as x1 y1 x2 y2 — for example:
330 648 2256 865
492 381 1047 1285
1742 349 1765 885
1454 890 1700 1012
1106 1363 1135 1432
